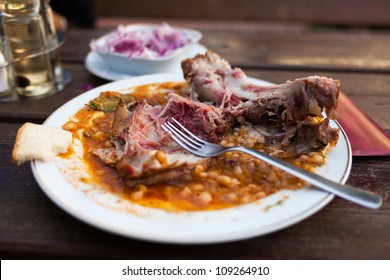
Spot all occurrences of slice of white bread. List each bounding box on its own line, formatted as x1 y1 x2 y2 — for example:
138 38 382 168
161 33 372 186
12 122 72 165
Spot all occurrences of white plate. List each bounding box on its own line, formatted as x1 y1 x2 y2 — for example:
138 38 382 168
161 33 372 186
85 44 208 81
31 73 352 244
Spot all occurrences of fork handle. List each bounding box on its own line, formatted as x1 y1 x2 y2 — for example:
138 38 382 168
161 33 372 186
230 147 382 209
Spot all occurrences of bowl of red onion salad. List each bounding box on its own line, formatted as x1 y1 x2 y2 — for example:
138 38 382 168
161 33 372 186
90 23 203 75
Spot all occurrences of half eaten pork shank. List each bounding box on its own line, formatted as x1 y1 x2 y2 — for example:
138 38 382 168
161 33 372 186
182 51 339 155
94 51 340 187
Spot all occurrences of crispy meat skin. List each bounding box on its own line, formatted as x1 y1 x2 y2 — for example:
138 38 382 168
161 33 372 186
281 118 339 155
242 76 339 126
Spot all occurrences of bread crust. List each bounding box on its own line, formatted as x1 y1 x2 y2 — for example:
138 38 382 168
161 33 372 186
12 122 72 165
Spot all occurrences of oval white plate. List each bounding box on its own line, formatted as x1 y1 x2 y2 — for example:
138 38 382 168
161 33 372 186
85 44 207 81
32 73 352 244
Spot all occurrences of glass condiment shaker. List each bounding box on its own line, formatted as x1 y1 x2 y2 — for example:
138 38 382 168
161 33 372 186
0 0 55 97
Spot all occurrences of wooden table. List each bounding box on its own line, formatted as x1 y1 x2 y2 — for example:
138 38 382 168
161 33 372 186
1 19 389 259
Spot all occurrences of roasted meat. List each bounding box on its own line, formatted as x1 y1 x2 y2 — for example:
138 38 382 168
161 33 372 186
181 51 339 156
163 93 230 143
93 51 340 187
94 93 231 186
182 51 339 121
281 118 339 155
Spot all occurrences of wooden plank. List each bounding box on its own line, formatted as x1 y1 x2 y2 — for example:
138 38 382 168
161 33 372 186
202 31 390 72
95 0 390 27
65 22 390 72
0 122 389 259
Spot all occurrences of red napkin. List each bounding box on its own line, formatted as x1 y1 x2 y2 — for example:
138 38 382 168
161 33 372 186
336 92 390 156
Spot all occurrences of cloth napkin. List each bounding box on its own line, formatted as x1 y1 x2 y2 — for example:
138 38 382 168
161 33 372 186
336 92 390 156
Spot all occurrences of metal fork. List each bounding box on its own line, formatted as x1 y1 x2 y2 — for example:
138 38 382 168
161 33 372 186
161 117 382 209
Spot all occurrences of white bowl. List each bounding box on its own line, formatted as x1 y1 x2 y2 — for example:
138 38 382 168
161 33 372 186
90 23 203 75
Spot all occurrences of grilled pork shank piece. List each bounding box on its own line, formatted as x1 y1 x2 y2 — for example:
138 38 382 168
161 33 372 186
181 51 339 154
182 51 339 122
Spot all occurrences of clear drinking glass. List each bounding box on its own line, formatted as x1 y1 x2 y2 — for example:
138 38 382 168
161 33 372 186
0 11 14 97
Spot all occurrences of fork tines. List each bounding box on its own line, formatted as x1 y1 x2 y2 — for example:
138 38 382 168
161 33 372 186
161 117 205 151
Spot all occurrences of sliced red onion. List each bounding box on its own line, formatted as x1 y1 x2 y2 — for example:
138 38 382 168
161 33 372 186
92 23 195 59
